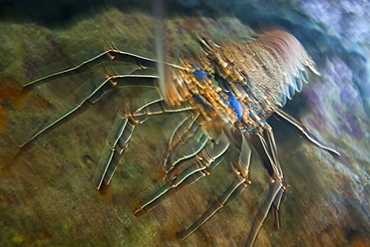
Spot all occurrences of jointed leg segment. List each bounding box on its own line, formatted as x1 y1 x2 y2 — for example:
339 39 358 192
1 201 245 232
94 99 194 190
134 129 230 216
178 131 253 240
14 48 164 147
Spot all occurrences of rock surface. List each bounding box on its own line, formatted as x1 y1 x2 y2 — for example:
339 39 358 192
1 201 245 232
0 1 369 247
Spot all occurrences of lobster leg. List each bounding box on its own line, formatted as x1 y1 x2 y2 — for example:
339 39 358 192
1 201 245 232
245 174 285 247
163 116 209 178
24 48 163 88
274 108 339 156
245 125 287 247
134 130 230 216
263 125 287 230
94 98 194 190
14 73 158 148
162 114 203 171
14 44 190 147
165 131 209 181
178 131 253 240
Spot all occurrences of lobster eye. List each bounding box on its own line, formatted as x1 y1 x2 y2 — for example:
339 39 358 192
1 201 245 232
193 69 209 83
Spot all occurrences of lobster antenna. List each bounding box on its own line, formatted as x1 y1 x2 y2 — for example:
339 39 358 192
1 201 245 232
153 0 167 102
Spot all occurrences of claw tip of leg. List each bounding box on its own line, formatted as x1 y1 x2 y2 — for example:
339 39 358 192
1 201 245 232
133 208 146 217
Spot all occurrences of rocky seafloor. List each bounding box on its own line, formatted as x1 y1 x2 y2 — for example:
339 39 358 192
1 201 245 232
0 1 369 247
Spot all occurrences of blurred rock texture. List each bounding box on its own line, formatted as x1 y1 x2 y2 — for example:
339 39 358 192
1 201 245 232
0 1 369 246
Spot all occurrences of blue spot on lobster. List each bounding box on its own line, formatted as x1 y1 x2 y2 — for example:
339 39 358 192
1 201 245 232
226 91 243 121
193 69 209 82
192 70 243 121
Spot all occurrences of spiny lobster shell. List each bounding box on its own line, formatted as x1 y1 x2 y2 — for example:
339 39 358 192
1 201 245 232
166 29 318 131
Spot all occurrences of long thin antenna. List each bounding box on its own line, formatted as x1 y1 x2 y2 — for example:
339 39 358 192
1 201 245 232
152 0 167 101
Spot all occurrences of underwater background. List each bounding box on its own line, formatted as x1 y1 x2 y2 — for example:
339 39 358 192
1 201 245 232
0 0 369 246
